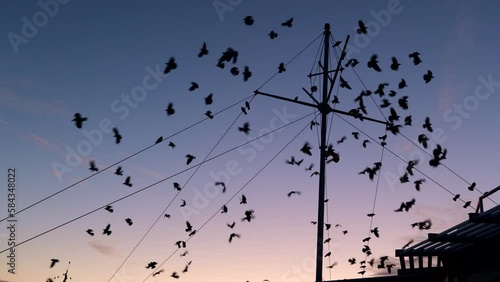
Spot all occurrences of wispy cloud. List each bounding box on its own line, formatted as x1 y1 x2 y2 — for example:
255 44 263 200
0 87 68 116
88 240 116 256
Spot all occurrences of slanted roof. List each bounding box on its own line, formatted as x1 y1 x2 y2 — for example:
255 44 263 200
397 196 500 257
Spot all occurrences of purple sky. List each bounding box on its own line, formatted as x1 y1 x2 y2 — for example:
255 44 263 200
1 0 500 281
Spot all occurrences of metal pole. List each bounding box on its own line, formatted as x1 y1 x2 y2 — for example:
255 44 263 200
315 23 331 282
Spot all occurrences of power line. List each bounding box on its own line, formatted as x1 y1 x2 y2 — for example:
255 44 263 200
0 93 255 224
0 112 314 254
141 113 317 282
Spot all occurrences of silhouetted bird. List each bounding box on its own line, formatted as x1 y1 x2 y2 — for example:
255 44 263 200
368 54 381 72
345 58 359 68
86 229 94 236
380 99 391 108
362 140 370 148
103 223 112 235
402 239 414 249
123 176 132 187
278 63 286 73
230 67 239 76
227 221 235 229
418 134 428 148
300 142 312 156
189 82 199 91
186 154 195 165
215 181 226 193
164 213 171 218
125 218 133 226
398 96 409 110
240 194 247 204
182 261 192 273
168 141 175 148
243 66 252 81
242 210 255 222
332 40 341 48
468 182 476 191
229 233 241 243
105 205 113 213
409 52 422 65
165 103 175 116
89 160 98 172
243 16 254 25
414 179 425 191
245 101 250 110
357 20 367 34
114 166 123 176
423 70 434 83
146 262 157 269
337 136 347 144
185 221 193 232
423 117 433 132
241 107 247 115
205 93 213 105
238 122 250 135
180 199 186 207
173 182 182 191
453 194 460 201
339 76 352 90
155 136 163 144
367 213 375 217
398 79 407 89
281 17 293 27
463 201 471 208
348 258 356 265
50 259 59 268
164 57 177 74
269 30 278 39
390 57 400 70
72 113 87 129
175 241 186 248
205 111 214 119
153 269 164 277
404 115 412 126
112 127 122 144
371 227 380 238
198 42 208 57
171 272 179 279
287 190 301 197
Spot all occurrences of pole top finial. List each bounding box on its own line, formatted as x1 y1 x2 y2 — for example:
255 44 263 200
324 23 330 31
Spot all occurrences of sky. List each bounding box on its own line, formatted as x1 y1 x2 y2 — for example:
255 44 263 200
1 0 500 281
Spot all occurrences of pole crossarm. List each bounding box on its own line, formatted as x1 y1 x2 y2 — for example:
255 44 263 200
331 110 390 126
254 90 318 108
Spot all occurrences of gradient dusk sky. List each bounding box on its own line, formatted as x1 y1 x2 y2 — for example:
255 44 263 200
1 0 500 281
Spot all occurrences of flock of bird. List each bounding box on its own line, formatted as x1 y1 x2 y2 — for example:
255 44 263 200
45 16 479 281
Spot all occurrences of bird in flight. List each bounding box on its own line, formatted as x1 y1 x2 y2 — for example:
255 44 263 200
146 262 157 269
227 221 236 229
86 229 94 236
72 113 87 129
153 269 164 277
243 16 254 26
414 179 425 191
112 127 122 144
198 42 208 57
238 122 251 135
89 160 98 172
105 205 113 213
390 57 400 70
367 54 381 72
418 134 429 148
205 111 214 119
189 82 199 91
242 210 255 222
165 103 175 116
164 57 177 74
229 233 241 243
50 259 59 268
114 166 123 176
123 176 132 187
287 190 301 197
186 154 196 165
423 70 434 83
125 218 133 226
269 30 278 39
281 17 293 27
171 272 180 279
398 78 407 89
103 223 112 235
215 181 226 193
180 199 186 207
339 76 351 90
423 117 433 132
243 66 252 81
409 52 422 65
300 142 312 156
173 182 182 191
357 20 367 34
240 194 247 204
205 93 213 105
185 221 193 232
